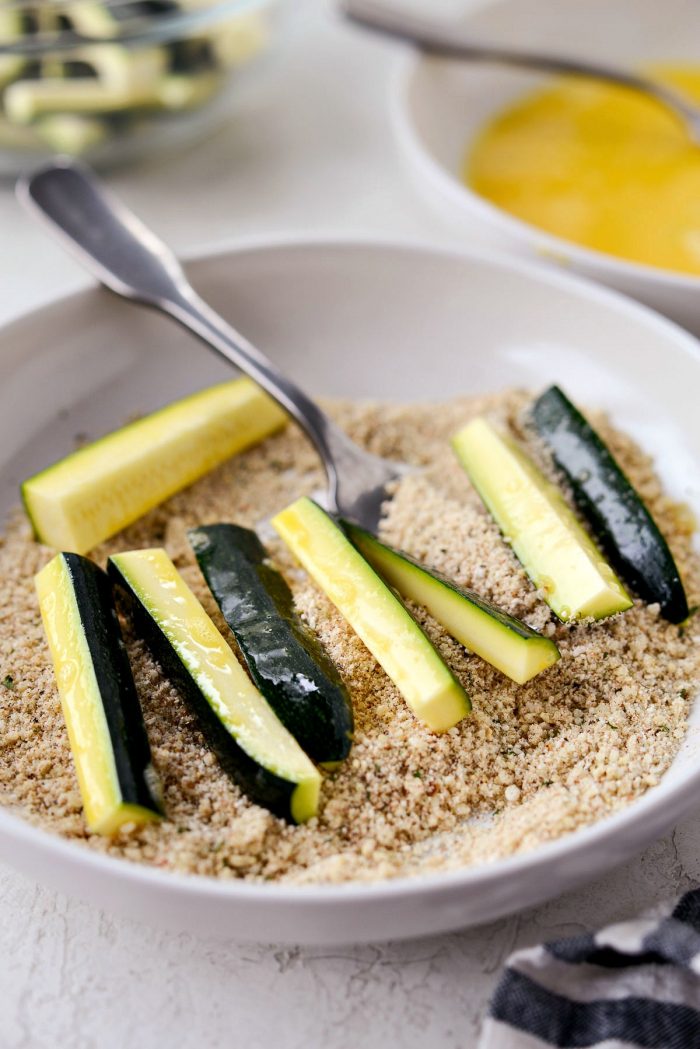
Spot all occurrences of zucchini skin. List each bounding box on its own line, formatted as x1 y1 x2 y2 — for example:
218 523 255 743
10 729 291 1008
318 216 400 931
56 554 162 823
342 519 560 683
532 386 689 623
343 521 549 640
189 524 354 765
108 556 309 822
273 497 471 731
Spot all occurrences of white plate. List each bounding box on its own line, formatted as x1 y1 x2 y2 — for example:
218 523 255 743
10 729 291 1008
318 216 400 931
2 238 700 945
392 0 700 333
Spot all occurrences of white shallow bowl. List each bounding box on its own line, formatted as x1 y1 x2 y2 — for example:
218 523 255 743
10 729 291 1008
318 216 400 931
393 0 700 333
2 238 700 945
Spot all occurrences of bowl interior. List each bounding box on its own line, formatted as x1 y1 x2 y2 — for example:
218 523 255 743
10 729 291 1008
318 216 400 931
3 240 700 937
6 242 700 505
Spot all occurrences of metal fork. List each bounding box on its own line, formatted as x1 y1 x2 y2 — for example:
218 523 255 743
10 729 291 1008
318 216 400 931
342 0 700 145
16 159 406 532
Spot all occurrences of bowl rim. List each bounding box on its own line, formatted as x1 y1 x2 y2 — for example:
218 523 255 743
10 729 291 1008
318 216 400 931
2 232 700 908
391 50 700 292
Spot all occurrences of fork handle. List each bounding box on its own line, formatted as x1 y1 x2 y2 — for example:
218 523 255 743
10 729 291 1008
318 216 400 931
17 159 356 507
164 285 368 502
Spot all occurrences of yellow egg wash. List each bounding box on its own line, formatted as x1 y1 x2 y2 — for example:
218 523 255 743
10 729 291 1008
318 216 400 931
466 66 700 275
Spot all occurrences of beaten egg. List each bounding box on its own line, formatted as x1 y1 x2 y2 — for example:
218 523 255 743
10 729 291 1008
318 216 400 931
466 66 700 276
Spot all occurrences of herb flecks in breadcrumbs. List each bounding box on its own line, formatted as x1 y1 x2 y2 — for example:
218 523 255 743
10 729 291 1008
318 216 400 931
1 391 698 883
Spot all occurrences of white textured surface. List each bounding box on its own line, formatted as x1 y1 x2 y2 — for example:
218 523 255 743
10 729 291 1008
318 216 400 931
1 2 699 1045
2 827 700 1049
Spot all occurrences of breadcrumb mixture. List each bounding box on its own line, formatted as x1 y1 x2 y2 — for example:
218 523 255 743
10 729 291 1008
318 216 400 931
1 390 699 884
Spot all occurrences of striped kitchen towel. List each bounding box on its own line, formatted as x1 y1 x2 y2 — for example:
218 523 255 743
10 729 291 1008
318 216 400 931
479 890 700 1048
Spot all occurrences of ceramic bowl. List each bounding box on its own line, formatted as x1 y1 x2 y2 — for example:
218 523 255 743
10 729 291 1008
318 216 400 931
2 238 699 944
392 0 700 333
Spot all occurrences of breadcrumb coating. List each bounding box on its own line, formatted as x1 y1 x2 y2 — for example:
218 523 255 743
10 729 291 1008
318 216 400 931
1 391 698 884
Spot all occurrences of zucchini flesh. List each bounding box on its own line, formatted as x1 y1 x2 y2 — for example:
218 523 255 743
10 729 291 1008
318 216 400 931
189 524 354 766
343 522 560 685
532 386 689 623
22 378 286 555
272 498 471 733
0 10 24 86
35 552 162 835
4 78 162 122
452 418 632 621
34 114 109 155
108 548 320 824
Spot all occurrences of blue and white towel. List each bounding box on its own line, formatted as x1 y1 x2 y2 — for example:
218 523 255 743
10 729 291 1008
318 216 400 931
479 890 700 1048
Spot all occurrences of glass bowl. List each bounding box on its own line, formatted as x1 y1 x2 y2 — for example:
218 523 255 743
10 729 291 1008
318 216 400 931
0 0 281 173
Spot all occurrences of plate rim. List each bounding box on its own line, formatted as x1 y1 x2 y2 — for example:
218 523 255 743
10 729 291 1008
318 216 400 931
2 233 700 909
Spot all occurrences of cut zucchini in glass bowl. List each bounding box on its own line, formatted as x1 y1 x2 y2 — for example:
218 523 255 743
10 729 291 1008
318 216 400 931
0 0 286 174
